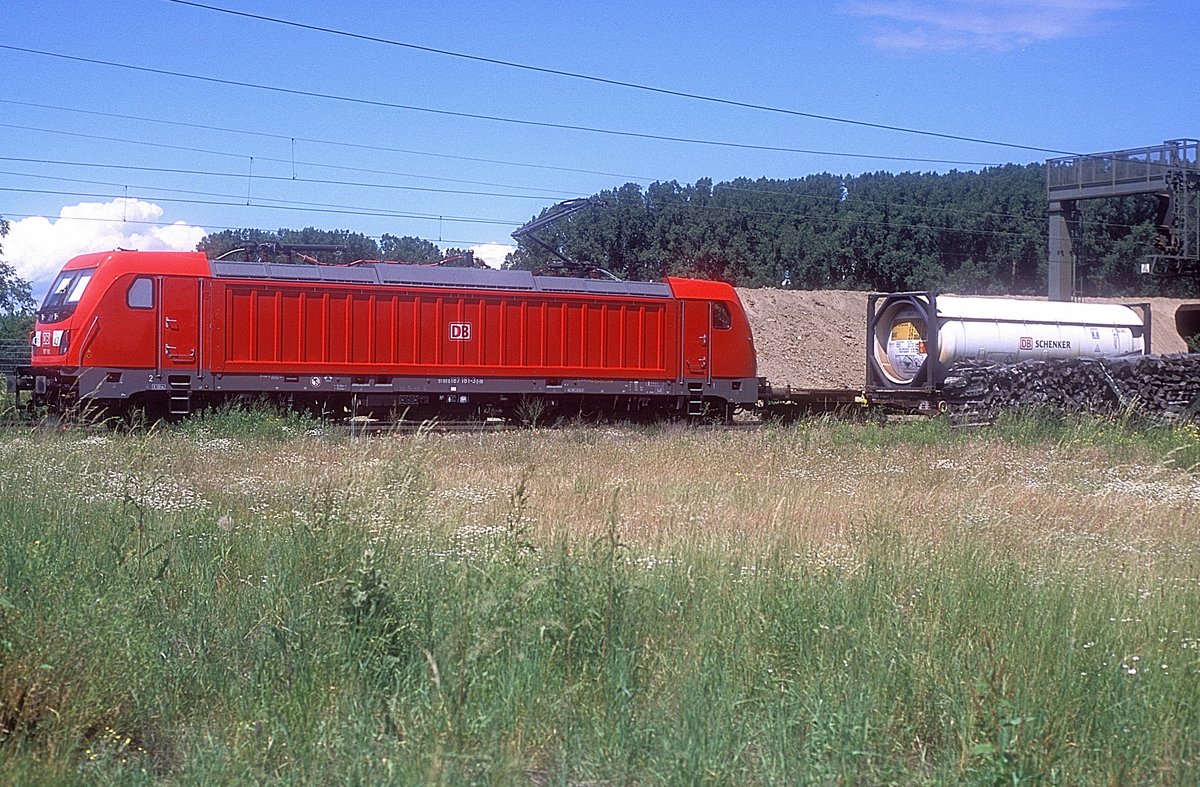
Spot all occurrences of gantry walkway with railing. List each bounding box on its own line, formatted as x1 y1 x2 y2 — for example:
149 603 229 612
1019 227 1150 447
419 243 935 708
1046 139 1200 299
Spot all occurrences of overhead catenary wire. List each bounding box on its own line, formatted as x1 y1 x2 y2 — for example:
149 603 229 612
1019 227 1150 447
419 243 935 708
0 121 555 195
0 96 1159 237
0 86 1130 235
0 45 1011 164
0 98 657 181
1 113 1131 232
0 97 1003 172
7 124 1152 236
0 156 570 202
0 211 497 251
2 155 1157 244
0 84 1173 241
0 113 620 191
166 0 1079 158
0 186 518 227
0 46 1161 253
0 118 1040 227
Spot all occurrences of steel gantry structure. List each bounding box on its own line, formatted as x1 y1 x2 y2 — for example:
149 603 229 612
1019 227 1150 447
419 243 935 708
1046 139 1200 300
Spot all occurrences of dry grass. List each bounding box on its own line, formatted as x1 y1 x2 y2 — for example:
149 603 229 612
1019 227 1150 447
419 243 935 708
9 416 1198 577
2 413 1199 782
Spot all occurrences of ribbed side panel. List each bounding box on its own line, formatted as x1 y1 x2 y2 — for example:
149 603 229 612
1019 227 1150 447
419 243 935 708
213 283 676 378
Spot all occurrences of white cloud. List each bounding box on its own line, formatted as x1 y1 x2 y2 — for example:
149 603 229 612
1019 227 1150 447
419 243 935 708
470 241 516 269
4 199 206 291
845 0 1128 53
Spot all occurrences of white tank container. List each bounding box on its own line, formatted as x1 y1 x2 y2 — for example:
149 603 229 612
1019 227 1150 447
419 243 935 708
872 295 1146 386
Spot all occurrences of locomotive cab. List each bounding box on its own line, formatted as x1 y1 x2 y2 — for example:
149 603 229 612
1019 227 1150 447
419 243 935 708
21 250 208 413
665 277 758 414
22 254 110 410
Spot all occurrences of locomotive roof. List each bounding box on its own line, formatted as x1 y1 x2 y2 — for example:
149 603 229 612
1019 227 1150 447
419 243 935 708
208 260 672 299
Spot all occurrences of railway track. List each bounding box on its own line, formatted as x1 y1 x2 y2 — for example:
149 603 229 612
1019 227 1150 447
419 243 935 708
339 416 768 436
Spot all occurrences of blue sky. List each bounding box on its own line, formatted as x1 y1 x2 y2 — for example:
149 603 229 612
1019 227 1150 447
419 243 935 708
2 0 1195 293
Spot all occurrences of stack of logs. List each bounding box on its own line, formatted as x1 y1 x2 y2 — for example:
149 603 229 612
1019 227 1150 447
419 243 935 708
940 354 1200 420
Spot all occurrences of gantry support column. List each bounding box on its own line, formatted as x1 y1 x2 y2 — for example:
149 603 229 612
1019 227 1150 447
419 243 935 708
1047 199 1078 302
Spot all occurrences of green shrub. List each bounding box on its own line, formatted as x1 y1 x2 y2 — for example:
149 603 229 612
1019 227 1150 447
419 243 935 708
177 399 322 440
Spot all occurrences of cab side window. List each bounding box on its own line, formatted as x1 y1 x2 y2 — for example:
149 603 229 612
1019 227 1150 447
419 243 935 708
127 277 155 309
713 301 732 330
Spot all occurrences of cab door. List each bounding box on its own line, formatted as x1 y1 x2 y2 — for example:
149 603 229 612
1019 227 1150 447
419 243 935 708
681 300 710 380
159 277 200 371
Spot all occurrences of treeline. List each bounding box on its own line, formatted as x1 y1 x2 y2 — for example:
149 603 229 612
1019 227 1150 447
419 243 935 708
197 227 473 265
0 216 35 348
509 164 1174 296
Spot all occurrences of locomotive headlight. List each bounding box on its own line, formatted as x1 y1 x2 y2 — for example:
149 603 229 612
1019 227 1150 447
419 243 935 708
50 330 69 354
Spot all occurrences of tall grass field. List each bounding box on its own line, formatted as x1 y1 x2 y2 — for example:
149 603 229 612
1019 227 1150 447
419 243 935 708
0 409 1198 784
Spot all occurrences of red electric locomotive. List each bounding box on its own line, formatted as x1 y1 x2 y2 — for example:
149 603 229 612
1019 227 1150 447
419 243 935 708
17 249 759 422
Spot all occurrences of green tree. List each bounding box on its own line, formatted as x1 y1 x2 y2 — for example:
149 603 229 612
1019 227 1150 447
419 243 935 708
1072 195 1160 296
506 165 1114 294
0 216 35 360
379 234 442 263
196 228 277 259
0 217 34 315
197 227 381 263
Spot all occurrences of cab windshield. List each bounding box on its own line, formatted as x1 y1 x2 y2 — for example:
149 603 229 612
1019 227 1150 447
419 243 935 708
38 267 97 323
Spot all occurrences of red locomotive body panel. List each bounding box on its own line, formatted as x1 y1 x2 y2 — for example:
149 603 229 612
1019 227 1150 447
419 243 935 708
22 251 761 419
208 279 678 380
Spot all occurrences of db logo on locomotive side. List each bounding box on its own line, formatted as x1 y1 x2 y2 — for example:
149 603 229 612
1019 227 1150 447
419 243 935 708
1019 336 1033 351
449 322 472 341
